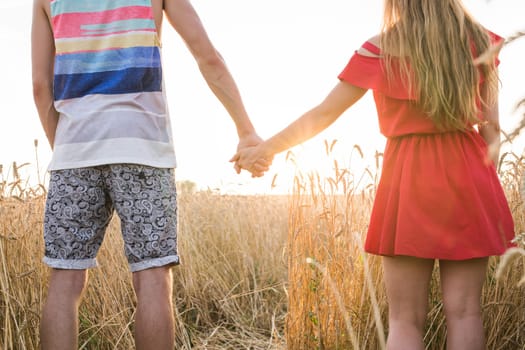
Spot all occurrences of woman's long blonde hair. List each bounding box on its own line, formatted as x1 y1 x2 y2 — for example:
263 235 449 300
380 0 499 130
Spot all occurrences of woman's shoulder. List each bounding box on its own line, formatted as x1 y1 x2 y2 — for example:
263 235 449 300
486 30 504 46
357 34 381 57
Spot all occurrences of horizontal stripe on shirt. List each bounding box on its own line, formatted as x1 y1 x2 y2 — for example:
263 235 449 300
54 92 168 117
54 108 170 145
82 19 155 36
55 32 158 55
53 8 154 39
55 47 161 75
51 0 150 16
48 137 177 171
54 66 162 100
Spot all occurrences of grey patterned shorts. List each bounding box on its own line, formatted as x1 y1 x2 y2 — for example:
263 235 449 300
43 164 179 272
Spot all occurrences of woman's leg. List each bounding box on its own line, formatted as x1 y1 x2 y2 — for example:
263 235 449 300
439 258 488 350
382 256 435 350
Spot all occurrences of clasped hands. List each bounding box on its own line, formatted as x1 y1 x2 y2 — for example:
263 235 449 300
230 137 273 178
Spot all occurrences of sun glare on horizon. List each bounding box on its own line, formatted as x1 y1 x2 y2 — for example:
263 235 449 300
0 0 524 195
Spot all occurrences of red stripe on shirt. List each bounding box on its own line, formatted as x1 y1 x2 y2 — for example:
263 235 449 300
52 6 153 39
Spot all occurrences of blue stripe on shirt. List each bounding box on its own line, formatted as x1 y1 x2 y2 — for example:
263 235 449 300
51 0 149 16
54 67 162 101
80 19 156 35
54 47 161 75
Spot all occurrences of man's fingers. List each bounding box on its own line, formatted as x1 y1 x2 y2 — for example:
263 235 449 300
230 149 272 177
229 152 240 163
255 159 272 167
252 163 269 173
234 162 242 174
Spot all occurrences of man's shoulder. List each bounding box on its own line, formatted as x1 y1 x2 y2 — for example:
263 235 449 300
35 0 51 17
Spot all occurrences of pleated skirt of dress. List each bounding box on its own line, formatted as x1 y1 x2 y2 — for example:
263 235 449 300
365 129 515 260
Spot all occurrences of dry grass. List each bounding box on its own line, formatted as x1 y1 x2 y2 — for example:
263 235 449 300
1 145 524 349
286 150 525 349
0 183 289 349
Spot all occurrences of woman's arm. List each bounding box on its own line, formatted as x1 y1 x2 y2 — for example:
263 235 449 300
232 82 367 174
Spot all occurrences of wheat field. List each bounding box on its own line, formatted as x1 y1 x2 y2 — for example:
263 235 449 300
1 149 524 349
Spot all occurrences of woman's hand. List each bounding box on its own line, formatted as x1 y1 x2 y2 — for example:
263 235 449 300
230 145 272 177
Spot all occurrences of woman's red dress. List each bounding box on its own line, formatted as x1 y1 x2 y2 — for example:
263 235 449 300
338 34 515 259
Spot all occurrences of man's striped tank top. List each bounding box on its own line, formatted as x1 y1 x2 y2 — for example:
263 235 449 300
49 0 176 170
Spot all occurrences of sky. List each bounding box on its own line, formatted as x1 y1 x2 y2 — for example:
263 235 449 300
1 0 524 194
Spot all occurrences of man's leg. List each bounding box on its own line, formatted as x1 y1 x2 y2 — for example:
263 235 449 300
132 266 175 350
41 168 111 349
40 269 87 350
108 165 179 348
382 256 435 350
439 258 488 350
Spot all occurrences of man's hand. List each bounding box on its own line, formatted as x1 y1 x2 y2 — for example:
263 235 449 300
230 140 273 178
233 133 273 177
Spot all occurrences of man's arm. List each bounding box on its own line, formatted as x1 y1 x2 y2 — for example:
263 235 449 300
162 0 262 150
31 0 58 149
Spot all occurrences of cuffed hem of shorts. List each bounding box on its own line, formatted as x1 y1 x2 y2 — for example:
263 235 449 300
43 257 98 270
129 255 180 273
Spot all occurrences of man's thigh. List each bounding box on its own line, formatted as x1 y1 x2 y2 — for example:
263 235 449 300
105 164 179 272
43 167 113 269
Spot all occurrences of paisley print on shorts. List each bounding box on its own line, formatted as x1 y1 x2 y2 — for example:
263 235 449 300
43 164 179 272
